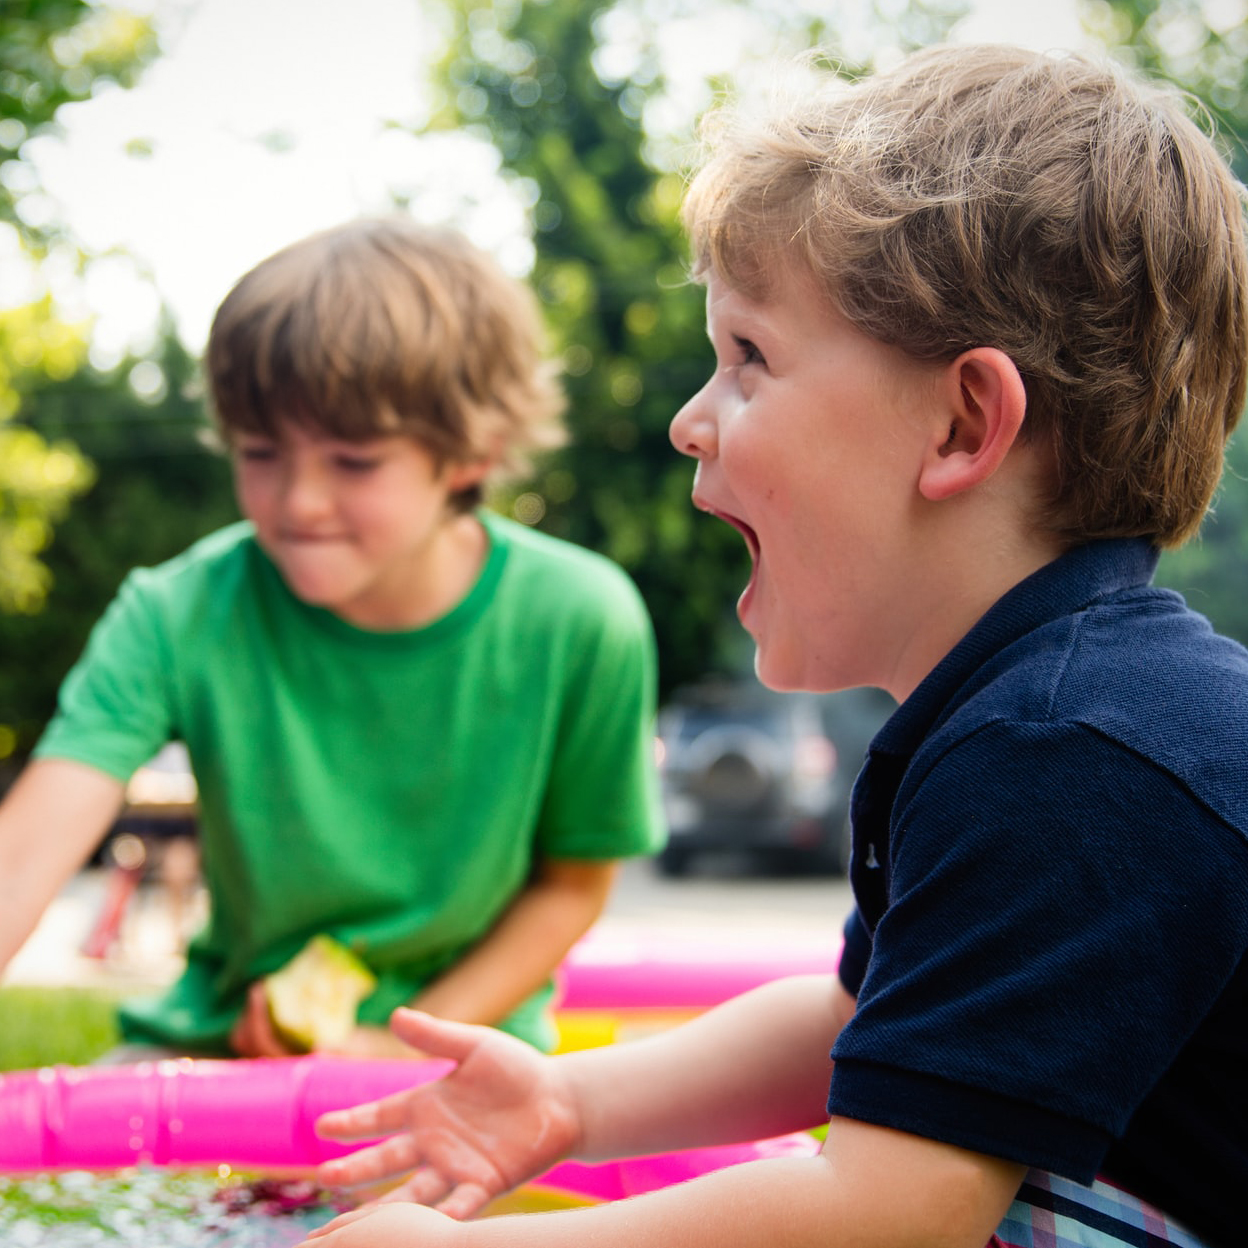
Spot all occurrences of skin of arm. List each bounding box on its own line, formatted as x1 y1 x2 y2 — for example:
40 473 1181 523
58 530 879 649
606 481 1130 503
305 1127 1024 1248
232 858 619 1060
0 758 127 975
305 980 1025 1248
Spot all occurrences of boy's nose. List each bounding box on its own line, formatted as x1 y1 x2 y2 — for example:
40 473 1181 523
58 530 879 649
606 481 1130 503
669 385 717 459
278 463 333 524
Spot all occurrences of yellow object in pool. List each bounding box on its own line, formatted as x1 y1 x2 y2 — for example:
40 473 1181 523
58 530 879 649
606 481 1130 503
554 1007 700 1052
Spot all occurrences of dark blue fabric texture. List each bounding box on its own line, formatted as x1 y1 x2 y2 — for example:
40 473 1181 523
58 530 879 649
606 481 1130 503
828 538 1247 1248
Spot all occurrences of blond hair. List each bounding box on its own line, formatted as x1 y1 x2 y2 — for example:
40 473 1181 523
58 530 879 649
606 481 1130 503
684 45 1248 547
206 217 565 510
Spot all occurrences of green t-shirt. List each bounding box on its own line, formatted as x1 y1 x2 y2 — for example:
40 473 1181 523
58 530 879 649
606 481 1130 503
36 512 665 1052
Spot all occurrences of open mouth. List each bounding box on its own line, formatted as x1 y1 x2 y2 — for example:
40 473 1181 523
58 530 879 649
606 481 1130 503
697 501 759 563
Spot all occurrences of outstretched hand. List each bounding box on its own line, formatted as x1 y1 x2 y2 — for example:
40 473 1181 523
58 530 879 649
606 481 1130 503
315 1008 582 1220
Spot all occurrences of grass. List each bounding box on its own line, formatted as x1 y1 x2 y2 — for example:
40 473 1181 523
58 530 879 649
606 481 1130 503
0 986 121 1071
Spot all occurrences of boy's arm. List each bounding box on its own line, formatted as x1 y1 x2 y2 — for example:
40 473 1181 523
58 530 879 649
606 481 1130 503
233 857 619 1060
409 856 617 1026
311 980 1024 1247
0 758 128 974
317 974 848 1206
307 1118 1024 1248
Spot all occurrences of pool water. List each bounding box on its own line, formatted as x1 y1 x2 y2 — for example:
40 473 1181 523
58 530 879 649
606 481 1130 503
0 1168 596 1245
0 1169 342 1247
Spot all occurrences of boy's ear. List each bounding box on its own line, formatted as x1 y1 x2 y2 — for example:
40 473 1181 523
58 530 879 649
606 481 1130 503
444 457 494 493
917 348 1027 502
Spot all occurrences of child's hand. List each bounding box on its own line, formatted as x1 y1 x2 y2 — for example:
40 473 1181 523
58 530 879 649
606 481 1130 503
299 1202 458 1246
229 985 429 1060
230 982 303 1058
315 1008 581 1219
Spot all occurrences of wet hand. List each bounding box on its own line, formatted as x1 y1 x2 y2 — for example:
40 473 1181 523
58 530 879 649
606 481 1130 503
315 1008 580 1220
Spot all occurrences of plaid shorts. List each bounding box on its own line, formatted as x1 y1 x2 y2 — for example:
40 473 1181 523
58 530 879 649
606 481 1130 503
990 1171 1211 1248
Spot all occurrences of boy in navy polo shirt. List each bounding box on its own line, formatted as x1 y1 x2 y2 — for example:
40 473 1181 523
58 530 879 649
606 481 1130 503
300 45 1248 1248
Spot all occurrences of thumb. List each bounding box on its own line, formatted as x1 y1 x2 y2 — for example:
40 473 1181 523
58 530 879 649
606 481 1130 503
387 1008 494 1062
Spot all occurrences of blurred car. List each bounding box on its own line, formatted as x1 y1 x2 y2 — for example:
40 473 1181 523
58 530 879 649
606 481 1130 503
655 678 894 876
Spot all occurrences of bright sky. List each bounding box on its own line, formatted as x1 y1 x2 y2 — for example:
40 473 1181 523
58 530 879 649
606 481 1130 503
7 0 1091 365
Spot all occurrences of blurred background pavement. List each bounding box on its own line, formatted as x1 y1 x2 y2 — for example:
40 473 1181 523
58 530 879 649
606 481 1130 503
4 856 855 993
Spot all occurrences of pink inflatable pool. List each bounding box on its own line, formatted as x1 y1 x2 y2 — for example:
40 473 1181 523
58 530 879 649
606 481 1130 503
0 1055 820 1202
557 930 840 1010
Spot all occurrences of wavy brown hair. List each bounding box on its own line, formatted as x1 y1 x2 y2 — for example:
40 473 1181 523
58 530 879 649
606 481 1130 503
684 45 1248 547
206 217 565 511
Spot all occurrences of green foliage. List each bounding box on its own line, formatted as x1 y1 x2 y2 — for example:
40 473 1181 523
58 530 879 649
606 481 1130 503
0 299 95 613
1156 428 1248 640
0 986 120 1070
1084 0 1248 179
0 0 158 619
0 330 237 773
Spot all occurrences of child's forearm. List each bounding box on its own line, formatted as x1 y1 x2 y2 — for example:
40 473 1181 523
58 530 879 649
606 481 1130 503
0 759 125 974
561 974 852 1161
411 859 617 1027
306 1122 1023 1248
445 1157 850 1248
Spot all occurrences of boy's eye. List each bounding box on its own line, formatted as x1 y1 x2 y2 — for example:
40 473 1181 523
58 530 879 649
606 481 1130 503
236 443 277 463
733 335 766 367
334 454 382 473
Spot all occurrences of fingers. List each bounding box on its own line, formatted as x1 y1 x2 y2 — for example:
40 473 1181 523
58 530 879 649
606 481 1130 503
317 1131 422 1189
316 1083 429 1143
387 1008 493 1062
437 1181 494 1221
372 1174 492 1222
230 983 294 1058
376 1167 451 1207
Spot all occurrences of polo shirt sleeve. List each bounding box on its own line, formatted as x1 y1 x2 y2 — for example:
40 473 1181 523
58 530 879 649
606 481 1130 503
826 720 1248 1181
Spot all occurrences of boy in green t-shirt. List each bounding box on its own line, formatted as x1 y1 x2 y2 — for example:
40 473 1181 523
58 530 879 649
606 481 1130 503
0 218 665 1058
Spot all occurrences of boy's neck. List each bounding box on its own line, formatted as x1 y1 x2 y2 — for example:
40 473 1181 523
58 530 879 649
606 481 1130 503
333 512 491 633
886 535 1063 704
884 456 1067 704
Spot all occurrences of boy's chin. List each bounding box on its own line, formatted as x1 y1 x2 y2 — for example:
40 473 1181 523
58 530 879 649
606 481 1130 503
753 646 850 695
752 648 807 693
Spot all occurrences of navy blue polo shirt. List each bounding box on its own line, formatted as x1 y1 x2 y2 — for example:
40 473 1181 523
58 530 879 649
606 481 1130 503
829 539 1248 1248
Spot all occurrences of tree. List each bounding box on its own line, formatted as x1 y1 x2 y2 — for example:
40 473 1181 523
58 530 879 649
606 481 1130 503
0 325 237 777
429 0 966 696
0 298 93 612
0 0 157 615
